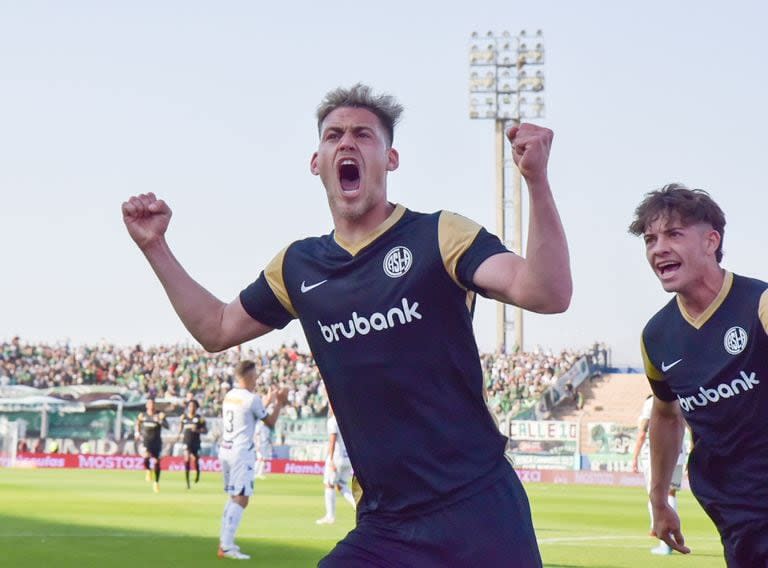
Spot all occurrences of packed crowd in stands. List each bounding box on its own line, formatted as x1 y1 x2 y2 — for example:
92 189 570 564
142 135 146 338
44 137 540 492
1 336 607 421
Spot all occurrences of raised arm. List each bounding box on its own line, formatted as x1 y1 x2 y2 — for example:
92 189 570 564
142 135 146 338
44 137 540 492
261 387 289 429
649 397 690 554
472 124 571 313
121 193 272 352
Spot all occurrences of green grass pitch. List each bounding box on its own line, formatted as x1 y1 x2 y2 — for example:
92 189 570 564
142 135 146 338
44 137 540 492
0 468 725 567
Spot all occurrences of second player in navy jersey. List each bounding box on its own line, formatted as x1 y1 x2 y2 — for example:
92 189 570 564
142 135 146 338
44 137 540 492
122 84 572 566
630 184 768 567
177 399 207 489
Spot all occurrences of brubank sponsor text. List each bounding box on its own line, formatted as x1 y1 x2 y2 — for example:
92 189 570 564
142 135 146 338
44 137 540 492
678 371 759 412
318 298 422 343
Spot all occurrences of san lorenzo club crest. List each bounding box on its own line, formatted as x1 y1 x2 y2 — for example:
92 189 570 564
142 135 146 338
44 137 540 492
723 326 748 355
383 246 412 278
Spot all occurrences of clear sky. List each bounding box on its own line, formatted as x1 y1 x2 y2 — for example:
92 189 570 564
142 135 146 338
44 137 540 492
2 1 766 366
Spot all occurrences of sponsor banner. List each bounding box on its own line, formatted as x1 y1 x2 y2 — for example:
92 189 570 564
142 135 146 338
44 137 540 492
582 422 637 471
10 453 325 474
508 420 578 470
515 468 649 487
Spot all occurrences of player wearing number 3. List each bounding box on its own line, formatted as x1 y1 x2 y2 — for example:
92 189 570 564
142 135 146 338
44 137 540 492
217 361 288 559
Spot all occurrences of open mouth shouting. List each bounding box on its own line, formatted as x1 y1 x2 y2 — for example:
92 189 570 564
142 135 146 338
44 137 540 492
338 159 361 193
656 260 681 278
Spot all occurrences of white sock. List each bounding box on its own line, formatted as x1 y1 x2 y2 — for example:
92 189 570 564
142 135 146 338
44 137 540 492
647 500 653 530
220 501 245 549
668 494 677 512
341 486 356 509
324 487 336 519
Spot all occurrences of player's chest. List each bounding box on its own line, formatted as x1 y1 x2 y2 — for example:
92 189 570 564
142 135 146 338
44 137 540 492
655 308 767 398
288 237 447 319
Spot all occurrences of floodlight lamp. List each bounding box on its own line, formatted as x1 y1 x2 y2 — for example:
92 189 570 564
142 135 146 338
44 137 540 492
503 42 510 50
536 29 543 36
520 30 527 36
520 42 527 50
471 31 479 38
486 31 493 37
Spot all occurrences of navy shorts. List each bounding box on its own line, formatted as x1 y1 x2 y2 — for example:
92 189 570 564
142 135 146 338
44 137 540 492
722 520 768 568
318 465 542 568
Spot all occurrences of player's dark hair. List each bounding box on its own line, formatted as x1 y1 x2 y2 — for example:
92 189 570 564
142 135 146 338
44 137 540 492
235 360 256 380
316 83 403 146
628 183 726 262
187 399 199 410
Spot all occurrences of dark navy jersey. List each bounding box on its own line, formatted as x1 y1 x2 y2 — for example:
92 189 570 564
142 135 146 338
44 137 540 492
641 272 768 534
181 414 207 446
240 204 511 515
137 412 168 444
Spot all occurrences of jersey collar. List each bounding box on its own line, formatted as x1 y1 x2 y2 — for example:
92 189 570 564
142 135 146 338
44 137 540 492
332 203 406 256
676 270 733 329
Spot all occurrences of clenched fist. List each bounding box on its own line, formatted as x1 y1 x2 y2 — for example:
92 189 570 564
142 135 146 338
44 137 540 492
122 192 172 251
507 123 553 184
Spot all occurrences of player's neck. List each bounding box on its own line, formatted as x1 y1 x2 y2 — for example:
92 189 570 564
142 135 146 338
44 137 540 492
332 201 396 249
677 266 726 319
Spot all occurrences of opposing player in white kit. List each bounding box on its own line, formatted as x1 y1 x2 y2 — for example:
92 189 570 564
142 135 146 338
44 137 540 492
316 406 355 525
218 360 288 560
631 394 687 556
253 413 274 480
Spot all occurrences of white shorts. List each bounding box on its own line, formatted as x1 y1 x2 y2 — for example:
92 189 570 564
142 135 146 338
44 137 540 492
323 457 353 488
642 459 684 492
256 441 272 460
219 449 255 496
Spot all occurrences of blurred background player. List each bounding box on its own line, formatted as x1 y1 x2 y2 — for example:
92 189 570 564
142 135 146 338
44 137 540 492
218 361 288 560
253 401 274 480
177 399 207 489
316 406 355 525
135 398 168 493
631 394 686 555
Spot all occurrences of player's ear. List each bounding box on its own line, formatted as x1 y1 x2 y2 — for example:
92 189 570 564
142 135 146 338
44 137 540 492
705 228 721 258
386 147 399 172
310 152 320 176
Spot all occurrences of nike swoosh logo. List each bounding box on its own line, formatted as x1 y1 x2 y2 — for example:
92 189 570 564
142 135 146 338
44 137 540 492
301 279 328 293
661 359 682 372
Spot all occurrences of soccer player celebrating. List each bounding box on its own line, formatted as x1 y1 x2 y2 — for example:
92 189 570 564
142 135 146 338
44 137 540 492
177 399 207 489
631 394 686 555
630 184 768 567
315 406 355 525
135 398 168 493
217 361 288 560
122 84 571 566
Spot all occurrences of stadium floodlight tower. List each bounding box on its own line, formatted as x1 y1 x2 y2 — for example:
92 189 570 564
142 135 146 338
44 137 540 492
469 29 545 354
